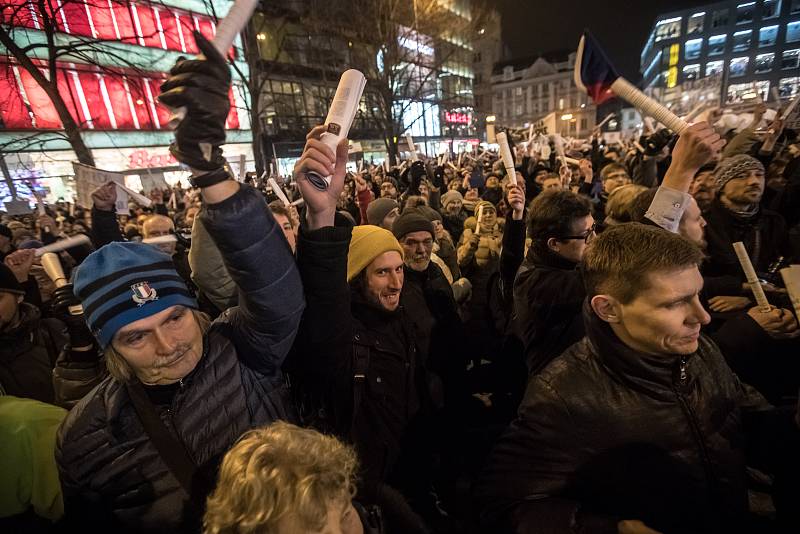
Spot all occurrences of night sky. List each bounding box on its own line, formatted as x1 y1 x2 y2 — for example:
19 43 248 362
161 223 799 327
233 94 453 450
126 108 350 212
498 0 713 81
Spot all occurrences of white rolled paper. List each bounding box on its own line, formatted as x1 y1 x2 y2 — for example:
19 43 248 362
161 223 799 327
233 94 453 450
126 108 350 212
596 113 615 129
475 204 484 236
563 157 581 165
40 252 84 314
305 69 366 190
115 181 153 207
496 132 516 185
611 78 688 134
405 133 418 160
732 241 771 312
34 234 91 257
457 152 463 168
142 235 178 245
780 266 800 321
780 92 800 121
290 198 305 206
268 177 291 207
167 0 258 127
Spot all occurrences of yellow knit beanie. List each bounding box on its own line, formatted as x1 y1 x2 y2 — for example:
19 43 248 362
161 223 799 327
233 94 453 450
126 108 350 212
347 225 404 282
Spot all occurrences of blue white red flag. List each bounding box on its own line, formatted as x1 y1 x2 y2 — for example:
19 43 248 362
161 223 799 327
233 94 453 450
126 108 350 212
574 31 620 105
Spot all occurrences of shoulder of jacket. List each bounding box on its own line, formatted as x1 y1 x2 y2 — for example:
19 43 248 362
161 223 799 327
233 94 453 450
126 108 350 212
57 375 120 454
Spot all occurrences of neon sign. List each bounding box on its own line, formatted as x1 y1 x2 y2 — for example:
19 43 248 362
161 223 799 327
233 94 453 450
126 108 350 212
445 111 470 124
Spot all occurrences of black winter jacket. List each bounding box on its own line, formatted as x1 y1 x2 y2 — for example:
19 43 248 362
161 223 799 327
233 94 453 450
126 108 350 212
512 246 585 374
477 303 787 534
55 185 305 533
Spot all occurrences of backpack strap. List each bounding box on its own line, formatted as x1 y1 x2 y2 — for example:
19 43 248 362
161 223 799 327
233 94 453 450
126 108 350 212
351 335 371 436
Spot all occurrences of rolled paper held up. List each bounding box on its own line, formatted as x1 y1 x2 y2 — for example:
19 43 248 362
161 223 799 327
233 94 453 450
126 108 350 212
496 132 517 185
34 234 92 257
611 78 688 135
305 69 366 190
115 181 153 207
563 157 581 166
596 113 615 129
475 204 484 236
268 177 291 207
780 266 800 321
142 235 178 245
732 241 771 312
405 133 418 161
167 0 258 128
780 92 800 121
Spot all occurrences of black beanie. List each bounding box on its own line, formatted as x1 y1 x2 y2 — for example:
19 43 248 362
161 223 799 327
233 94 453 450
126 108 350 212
392 212 434 240
0 263 24 295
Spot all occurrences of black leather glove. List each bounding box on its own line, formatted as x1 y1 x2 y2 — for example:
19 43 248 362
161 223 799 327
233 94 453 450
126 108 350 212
432 166 445 189
409 161 426 195
52 284 82 316
63 313 96 350
158 31 231 171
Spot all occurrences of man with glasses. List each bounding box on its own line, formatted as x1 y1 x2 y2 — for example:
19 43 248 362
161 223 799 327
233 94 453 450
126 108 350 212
513 189 596 374
594 163 632 225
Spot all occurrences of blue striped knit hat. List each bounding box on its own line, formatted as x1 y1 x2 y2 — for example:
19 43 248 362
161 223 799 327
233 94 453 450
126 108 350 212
74 242 198 348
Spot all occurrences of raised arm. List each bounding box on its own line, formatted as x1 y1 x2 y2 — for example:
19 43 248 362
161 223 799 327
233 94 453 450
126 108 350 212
158 31 303 372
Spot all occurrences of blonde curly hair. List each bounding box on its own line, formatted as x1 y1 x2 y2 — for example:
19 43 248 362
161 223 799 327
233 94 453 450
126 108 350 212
204 422 358 534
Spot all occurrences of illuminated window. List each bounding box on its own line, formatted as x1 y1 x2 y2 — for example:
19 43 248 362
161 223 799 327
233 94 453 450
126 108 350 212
667 66 678 88
688 12 705 34
779 77 799 97
759 25 779 47
655 17 682 42
708 34 727 55
736 2 755 24
669 43 680 66
685 38 703 59
733 30 752 51
763 0 781 19
788 21 800 42
683 64 701 81
711 9 729 28
706 60 725 76
755 53 775 72
783 49 800 69
729 56 749 76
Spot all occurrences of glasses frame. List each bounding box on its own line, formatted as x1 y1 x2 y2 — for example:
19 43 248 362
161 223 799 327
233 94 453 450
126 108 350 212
556 223 597 244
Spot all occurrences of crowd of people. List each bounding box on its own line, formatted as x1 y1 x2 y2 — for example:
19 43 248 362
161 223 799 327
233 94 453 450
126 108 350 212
2 30 800 534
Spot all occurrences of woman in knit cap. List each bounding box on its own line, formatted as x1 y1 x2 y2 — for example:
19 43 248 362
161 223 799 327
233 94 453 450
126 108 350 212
457 200 503 364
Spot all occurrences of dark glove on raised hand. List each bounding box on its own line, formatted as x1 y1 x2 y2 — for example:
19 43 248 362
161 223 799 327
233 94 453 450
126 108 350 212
409 160 426 194
644 129 674 156
63 313 97 351
52 284 82 317
432 166 445 189
159 31 231 171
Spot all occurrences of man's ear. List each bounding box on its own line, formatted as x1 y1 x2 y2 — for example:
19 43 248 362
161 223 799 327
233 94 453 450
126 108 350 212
590 294 621 323
546 237 560 253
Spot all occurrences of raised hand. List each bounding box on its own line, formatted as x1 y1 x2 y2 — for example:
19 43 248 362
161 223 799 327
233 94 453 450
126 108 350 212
4 249 36 283
91 182 117 212
293 125 349 230
506 183 525 220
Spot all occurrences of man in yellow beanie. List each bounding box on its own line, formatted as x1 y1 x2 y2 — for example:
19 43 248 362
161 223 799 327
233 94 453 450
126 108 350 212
285 125 443 533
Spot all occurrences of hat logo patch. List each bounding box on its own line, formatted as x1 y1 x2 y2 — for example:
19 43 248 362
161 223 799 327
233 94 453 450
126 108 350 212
131 282 158 306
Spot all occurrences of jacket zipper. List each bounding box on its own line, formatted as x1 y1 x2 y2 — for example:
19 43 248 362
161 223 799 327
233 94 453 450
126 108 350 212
673 356 716 499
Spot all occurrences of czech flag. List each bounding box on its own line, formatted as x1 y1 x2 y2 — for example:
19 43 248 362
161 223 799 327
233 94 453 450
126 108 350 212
574 31 620 105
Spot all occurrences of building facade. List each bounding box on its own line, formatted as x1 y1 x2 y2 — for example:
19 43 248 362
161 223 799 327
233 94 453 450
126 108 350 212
252 0 485 173
490 52 596 139
471 8 503 142
1 0 252 204
641 0 800 108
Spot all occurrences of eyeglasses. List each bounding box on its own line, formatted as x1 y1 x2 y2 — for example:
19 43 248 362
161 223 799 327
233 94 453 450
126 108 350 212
557 223 596 244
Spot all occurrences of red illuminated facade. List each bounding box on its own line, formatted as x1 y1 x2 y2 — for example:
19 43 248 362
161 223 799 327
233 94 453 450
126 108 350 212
1 0 242 132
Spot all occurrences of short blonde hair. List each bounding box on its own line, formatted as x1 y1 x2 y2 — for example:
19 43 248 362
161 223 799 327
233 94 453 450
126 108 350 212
204 422 358 534
605 184 648 224
104 309 209 382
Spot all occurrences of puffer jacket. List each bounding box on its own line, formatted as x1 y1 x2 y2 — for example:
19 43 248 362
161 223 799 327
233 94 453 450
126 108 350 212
55 185 305 533
477 302 783 534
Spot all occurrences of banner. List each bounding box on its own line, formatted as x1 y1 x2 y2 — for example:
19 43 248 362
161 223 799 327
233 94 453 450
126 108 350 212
140 172 170 193
72 162 129 214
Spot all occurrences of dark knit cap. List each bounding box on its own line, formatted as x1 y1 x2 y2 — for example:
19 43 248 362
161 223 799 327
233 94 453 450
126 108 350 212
366 198 399 225
412 205 442 223
392 212 434 240
0 263 24 295
74 242 197 348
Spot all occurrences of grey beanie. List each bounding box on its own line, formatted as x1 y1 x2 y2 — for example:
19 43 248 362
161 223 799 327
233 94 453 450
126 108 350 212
366 198 398 225
441 190 464 208
714 155 764 192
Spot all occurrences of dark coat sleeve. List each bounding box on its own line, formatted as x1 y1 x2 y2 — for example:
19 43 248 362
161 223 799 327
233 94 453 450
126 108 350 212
200 184 304 374
499 218 526 306
90 207 123 248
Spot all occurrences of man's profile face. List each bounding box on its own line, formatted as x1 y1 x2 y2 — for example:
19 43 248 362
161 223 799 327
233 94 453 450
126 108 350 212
721 170 764 206
689 171 716 211
272 212 296 253
550 214 594 263
542 177 561 191
608 266 710 356
679 197 707 250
